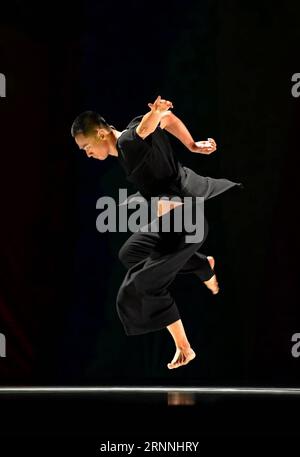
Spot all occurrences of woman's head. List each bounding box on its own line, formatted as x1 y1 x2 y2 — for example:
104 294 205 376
71 111 113 160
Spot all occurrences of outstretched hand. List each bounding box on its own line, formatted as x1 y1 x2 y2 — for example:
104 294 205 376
148 95 173 113
190 138 217 154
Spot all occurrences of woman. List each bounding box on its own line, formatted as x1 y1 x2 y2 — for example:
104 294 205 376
71 95 244 369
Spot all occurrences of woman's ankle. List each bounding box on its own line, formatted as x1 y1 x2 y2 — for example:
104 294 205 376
176 341 191 351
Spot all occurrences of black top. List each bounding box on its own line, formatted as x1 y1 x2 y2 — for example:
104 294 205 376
116 115 244 209
116 115 181 199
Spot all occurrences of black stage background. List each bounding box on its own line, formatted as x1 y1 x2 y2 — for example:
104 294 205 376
0 0 300 386
0 0 299 390
1 1 300 453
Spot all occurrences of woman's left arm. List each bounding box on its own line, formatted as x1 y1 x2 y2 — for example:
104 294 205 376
161 112 217 155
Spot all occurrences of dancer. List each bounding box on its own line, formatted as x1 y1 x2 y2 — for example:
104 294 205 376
71 96 243 369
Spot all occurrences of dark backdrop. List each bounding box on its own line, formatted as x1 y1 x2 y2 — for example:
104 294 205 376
0 0 299 386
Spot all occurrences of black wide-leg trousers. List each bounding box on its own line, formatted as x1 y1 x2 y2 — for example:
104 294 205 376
116 201 214 336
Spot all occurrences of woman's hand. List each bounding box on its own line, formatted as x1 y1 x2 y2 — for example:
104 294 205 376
148 95 173 113
136 96 174 139
189 138 217 154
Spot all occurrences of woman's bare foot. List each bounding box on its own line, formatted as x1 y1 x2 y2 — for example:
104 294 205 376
167 346 196 369
203 256 219 294
207 256 215 270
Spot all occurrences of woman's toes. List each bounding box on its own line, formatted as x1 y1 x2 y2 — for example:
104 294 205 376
207 256 215 270
167 348 196 369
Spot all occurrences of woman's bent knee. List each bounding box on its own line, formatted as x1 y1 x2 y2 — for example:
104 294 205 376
118 243 130 267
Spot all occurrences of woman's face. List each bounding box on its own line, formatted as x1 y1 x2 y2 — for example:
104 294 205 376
75 129 110 160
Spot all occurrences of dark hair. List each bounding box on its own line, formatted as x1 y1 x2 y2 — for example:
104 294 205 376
71 111 113 137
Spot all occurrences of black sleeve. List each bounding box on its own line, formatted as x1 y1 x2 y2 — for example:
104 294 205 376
117 126 152 171
118 125 154 151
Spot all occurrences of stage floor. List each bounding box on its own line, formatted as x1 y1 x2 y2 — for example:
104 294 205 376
0 387 299 454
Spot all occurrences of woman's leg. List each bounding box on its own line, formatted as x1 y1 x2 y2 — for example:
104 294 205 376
116 202 210 368
132 204 209 367
118 230 160 270
119 196 218 301
166 319 196 369
119 229 215 281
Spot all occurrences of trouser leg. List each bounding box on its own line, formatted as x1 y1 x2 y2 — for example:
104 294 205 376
116 202 212 335
118 226 214 281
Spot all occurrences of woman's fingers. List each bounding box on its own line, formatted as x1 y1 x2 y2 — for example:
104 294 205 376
195 141 210 148
193 139 217 153
208 138 217 147
196 140 216 149
205 146 216 153
149 96 174 112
